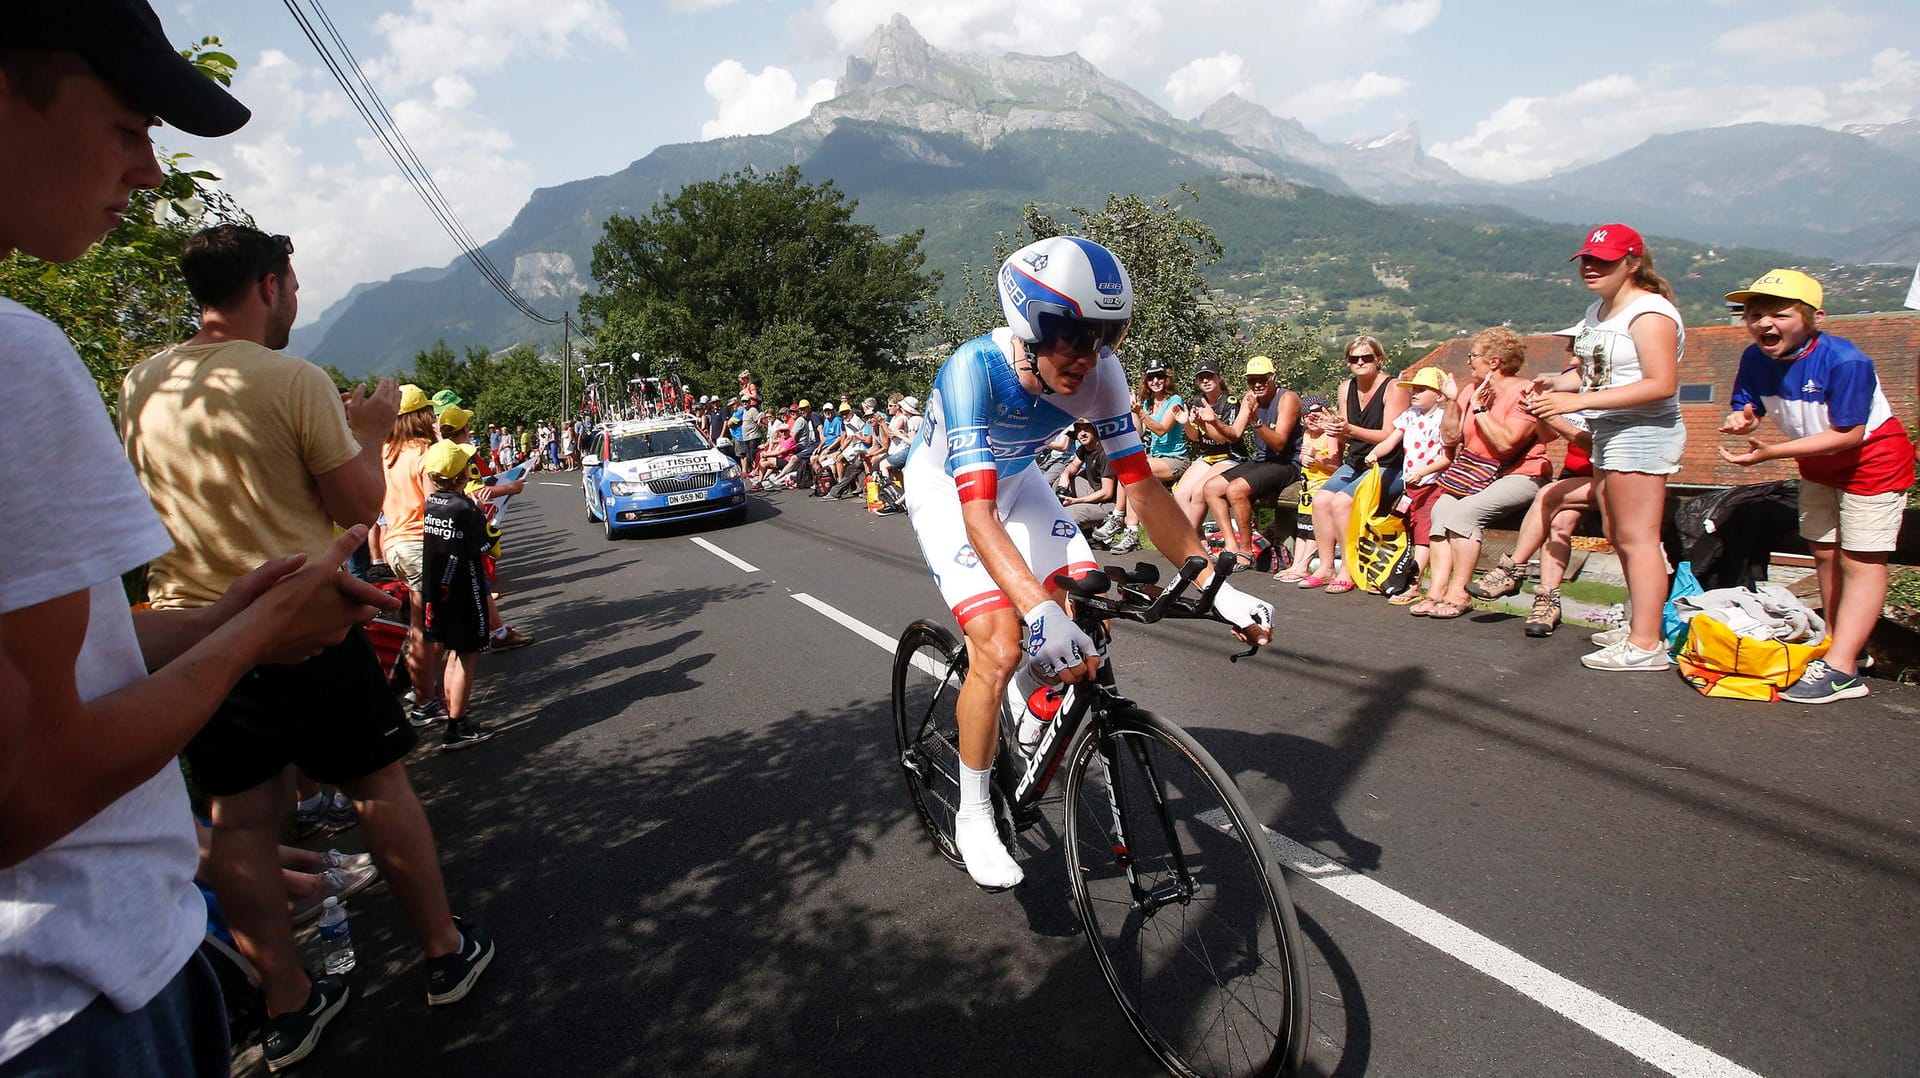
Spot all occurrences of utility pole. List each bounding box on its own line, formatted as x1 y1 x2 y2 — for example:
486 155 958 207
561 311 573 422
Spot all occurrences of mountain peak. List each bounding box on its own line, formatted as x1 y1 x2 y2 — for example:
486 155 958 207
813 19 1179 149
840 15 936 93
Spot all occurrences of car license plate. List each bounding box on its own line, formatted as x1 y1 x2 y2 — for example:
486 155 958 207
667 490 707 506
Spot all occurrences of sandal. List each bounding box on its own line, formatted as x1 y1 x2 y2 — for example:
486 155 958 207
1387 590 1421 606
1427 600 1469 620
1274 568 1307 582
1407 598 1436 617
1296 575 1327 589
1324 579 1357 595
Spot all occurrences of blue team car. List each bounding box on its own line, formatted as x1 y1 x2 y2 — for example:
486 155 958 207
582 417 749 538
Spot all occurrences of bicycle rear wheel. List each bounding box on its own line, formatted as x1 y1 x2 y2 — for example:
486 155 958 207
892 620 968 867
1063 709 1309 1078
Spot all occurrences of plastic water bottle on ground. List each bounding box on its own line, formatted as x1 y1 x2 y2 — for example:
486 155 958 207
316 897 355 975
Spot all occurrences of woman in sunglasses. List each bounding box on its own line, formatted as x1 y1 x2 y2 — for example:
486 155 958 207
1302 335 1409 593
1105 361 1190 554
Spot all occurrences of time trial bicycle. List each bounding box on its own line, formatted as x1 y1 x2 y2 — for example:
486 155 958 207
891 554 1309 1078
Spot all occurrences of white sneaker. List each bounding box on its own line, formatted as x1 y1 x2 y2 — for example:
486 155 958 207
1580 638 1670 671
1589 626 1627 648
955 814 1022 891
1091 513 1124 542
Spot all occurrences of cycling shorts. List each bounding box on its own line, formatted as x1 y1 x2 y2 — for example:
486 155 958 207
903 447 1098 628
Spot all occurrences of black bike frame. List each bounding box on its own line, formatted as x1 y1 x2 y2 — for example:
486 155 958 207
989 615 1195 909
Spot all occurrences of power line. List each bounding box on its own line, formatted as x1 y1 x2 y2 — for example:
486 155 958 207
281 0 559 326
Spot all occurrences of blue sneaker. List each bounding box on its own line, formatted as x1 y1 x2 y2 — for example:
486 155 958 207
1782 659 1868 704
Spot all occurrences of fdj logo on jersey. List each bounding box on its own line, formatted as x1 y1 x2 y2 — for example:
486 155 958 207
954 544 979 568
1092 417 1129 440
1051 519 1076 538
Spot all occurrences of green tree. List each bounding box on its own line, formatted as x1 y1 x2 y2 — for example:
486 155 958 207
579 166 937 406
1237 312 1342 400
920 189 1237 386
1022 188 1236 380
471 346 562 432
0 38 251 415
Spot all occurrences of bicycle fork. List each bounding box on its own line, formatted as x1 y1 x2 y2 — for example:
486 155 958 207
1096 731 1199 916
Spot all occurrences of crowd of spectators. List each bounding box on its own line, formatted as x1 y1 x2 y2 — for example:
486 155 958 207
5 6 1913 1077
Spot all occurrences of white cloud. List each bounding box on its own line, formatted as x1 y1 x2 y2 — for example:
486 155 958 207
669 0 740 10
1282 72 1412 124
1166 53 1251 116
1713 8 1871 59
1433 49 1920 182
369 0 628 88
159 1 638 324
701 61 837 139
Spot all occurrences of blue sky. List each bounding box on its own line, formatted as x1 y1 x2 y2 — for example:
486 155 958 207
165 0 1920 322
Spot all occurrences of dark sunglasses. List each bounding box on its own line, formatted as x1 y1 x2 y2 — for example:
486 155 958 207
257 234 294 281
1346 352 1377 364
1036 309 1121 359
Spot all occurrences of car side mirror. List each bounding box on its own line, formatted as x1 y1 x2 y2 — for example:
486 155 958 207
582 454 602 468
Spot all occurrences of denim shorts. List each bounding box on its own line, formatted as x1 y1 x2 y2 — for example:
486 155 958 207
1319 462 1404 502
1589 413 1685 475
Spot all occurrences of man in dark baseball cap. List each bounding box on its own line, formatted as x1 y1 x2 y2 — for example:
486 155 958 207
0 0 251 137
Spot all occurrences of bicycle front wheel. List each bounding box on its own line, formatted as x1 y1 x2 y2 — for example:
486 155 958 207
892 620 967 867
1063 709 1309 1078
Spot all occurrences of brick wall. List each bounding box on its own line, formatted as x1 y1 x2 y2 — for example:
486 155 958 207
1411 312 1920 488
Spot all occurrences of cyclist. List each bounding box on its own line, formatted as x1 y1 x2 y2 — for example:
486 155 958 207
903 236 1274 890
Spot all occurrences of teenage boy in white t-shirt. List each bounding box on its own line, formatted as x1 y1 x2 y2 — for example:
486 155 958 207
0 5 393 1072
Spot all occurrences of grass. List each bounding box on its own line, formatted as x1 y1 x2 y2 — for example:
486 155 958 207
1558 579 1628 607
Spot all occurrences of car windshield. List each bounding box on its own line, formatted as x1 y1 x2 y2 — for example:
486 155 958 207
608 427 708 462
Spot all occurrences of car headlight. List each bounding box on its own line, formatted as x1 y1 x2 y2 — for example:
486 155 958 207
720 464 742 481
609 481 646 496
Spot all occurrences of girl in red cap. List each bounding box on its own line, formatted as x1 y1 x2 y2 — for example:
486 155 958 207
1528 224 1685 672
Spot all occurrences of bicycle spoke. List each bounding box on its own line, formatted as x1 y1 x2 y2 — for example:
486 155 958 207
1064 714 1308 1078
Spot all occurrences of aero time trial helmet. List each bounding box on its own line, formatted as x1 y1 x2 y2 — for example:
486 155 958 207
998 237 1132 355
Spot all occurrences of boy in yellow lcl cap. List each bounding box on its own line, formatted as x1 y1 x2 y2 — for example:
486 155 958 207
1719 268 1916 704
420 441 494 749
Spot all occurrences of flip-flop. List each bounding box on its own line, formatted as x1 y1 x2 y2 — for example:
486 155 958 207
1324 579 1357 595
1428 600 1469 619
1387 590 1421 606
1408 598 1437 617
1296 575 1327 589
1273 569 1306 582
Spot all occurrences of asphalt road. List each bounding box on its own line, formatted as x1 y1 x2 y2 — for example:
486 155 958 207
307 473 1920 1078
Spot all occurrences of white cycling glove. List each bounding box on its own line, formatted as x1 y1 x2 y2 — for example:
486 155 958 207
1209 580 1273 633
1021 600 1097 682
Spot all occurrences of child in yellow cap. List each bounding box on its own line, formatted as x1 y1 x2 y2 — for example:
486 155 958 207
1720 269 1916 703
421 441 494 749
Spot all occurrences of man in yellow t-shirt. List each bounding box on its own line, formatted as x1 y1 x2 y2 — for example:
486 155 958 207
120 225 495 1062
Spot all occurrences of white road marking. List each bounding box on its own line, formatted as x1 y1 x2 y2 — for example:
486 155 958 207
688 536 758 572
798 594 1765 1078
792 593 946 679
538 481 572 487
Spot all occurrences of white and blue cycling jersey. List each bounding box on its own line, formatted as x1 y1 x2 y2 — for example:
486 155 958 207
912 328 1149 503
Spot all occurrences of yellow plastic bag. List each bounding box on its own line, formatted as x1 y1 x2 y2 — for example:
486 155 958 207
1342 464 1409 595
1675 612 1829 702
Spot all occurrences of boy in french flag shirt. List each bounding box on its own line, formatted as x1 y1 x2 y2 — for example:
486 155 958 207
1720 269 1915 704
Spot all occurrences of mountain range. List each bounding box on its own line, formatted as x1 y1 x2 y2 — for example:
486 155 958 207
296 16 1920 376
